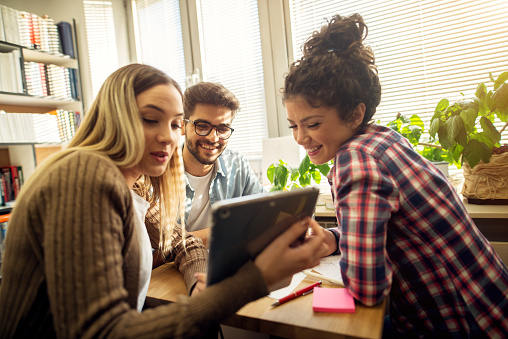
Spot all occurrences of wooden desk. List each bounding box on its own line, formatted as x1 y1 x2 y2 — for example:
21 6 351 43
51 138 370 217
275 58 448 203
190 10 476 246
147 263 386 339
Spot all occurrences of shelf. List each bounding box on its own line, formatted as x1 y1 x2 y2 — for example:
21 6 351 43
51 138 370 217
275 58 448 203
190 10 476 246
0 206 13 215
0 92 81 110
0 40 76 68
0 142 63 147
0 16 81 184
23 48 77 68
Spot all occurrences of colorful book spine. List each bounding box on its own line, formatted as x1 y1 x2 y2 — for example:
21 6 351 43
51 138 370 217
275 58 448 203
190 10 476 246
2 5 70 56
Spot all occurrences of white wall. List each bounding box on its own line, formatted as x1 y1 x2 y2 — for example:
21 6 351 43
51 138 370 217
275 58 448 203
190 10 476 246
2 0 134 113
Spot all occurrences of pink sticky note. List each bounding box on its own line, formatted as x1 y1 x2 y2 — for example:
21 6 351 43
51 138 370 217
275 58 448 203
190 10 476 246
312 287 355 313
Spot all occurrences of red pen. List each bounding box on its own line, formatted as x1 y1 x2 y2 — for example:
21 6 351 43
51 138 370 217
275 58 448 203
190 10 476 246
271 281 322 306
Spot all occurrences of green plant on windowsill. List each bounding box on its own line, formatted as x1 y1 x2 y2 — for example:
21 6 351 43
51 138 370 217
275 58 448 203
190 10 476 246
267 154 331 191
429 72 508 169
385 113 458 167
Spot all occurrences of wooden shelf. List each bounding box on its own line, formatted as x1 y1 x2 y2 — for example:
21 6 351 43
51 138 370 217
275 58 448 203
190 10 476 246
0 93 80 110
22 48 76 68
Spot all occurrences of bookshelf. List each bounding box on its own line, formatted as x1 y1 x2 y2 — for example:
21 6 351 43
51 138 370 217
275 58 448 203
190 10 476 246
0 6 83 208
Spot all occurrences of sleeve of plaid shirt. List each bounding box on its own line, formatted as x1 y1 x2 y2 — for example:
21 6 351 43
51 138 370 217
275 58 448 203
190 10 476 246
329 151 399 306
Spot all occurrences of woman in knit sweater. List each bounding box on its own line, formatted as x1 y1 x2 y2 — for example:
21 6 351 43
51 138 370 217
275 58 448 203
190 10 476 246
0 63 328 338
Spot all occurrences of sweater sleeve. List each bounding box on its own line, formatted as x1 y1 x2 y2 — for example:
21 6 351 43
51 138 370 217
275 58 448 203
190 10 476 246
123 261 269 339
34 152 268 339
144 202 208 293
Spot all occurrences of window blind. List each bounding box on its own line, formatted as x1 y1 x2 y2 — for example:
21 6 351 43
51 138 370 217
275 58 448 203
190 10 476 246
288 0 508 146
83 0 119 98
197 0 268 166
132 0 187 90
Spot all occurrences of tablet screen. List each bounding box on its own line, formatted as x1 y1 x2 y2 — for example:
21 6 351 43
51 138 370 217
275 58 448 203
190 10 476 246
206 187 319 286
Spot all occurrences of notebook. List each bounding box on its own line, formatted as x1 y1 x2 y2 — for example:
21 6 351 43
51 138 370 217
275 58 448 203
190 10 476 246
312 287 356 313
206 187 319 286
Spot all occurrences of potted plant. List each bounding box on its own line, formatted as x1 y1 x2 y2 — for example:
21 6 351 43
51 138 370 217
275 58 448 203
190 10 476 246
386 113 456 176
267 155 331 191
429 72 508 203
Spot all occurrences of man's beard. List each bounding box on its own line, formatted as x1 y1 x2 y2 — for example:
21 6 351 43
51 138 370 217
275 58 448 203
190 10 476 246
186 138 225 165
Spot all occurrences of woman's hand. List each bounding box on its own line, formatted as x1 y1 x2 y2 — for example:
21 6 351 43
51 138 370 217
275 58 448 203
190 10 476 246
191 273 207 296
254 217 328 290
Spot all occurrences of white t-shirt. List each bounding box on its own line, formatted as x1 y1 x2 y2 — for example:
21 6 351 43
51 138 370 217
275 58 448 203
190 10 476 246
130 191 152 312
185 170 213 231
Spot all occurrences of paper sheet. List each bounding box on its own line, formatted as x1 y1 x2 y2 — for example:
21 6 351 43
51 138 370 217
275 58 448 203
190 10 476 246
312 255 342 281
267 255 342 299
268 272 306 299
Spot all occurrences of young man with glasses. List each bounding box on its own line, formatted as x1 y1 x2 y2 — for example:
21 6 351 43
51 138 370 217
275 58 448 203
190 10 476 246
180 82 264 244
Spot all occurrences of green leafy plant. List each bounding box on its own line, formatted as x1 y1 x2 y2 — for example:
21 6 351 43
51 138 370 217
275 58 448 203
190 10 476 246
429 72 508 168
386 113 456 165
267 155 331 191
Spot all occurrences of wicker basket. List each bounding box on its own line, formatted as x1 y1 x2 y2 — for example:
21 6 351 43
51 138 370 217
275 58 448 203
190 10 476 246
462 152 508 204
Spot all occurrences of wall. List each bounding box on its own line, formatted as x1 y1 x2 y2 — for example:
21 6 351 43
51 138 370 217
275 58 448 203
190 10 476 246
2 0 134 113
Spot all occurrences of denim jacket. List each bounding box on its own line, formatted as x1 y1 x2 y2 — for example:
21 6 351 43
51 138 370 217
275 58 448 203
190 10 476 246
184 148 264 224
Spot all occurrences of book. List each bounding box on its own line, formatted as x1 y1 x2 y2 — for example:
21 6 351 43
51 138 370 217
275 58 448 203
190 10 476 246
0 168 13 202
0 172 5 206
0 213 9 252
0 5 5 41
312 287 356 313
31 13 41 50
1 166 19 200
17 166 24 191
68 68 79 100
56 21 75 58
1 5 20 45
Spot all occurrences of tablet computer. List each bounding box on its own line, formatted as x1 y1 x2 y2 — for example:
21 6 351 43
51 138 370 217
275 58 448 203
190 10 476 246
206 186 320 286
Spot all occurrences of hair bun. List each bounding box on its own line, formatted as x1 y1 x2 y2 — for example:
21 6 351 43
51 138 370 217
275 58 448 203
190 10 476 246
301 14 375 70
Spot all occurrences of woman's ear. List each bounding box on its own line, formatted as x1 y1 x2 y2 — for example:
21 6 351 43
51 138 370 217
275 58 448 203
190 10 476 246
352 103 366 128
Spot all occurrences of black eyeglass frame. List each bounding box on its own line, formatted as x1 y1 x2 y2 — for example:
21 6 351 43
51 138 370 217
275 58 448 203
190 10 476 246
184 119 234 140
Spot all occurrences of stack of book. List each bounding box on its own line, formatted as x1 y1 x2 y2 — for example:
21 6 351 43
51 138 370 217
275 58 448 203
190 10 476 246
51 109 78 142
0 110 80 143
0 166 23 206
0 49 23 93
24 62 78 100
1 5 72 57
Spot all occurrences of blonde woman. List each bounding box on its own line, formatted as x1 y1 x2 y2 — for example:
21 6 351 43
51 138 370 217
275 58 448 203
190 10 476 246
0 63 328 338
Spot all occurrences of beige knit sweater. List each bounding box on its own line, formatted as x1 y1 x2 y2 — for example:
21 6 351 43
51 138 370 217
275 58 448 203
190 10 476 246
0 151 268 338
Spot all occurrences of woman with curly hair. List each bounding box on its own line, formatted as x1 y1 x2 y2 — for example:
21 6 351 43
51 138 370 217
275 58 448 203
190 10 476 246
283 13 508 337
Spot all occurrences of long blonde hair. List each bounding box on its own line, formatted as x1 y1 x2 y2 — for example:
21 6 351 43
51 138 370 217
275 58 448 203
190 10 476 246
20 63 187 255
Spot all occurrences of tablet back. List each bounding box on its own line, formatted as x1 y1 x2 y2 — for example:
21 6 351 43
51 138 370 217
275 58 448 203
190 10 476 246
206 187 319 286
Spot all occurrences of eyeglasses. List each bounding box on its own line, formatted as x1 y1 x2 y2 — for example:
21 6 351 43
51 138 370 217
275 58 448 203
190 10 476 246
184 119 234 140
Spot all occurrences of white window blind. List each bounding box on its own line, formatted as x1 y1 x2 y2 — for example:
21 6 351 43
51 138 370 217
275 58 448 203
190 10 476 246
132 0 187 89
83 0 119 97
197 0 268 165
288 0 508 146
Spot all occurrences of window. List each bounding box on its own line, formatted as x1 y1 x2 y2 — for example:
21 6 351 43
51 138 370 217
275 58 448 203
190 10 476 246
132 0 187 89
197 0 268 168
132 0 269 177
288 0 508 146
83 0 119 97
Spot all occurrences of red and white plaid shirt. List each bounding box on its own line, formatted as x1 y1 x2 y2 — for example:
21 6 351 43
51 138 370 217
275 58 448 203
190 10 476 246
327 124 508 337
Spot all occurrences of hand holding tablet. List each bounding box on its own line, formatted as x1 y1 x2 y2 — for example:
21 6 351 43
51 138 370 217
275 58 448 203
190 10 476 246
206 187 329 290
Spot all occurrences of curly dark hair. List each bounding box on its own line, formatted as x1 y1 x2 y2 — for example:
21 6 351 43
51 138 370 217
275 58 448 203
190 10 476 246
183 82 240 120
283 13 381 128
